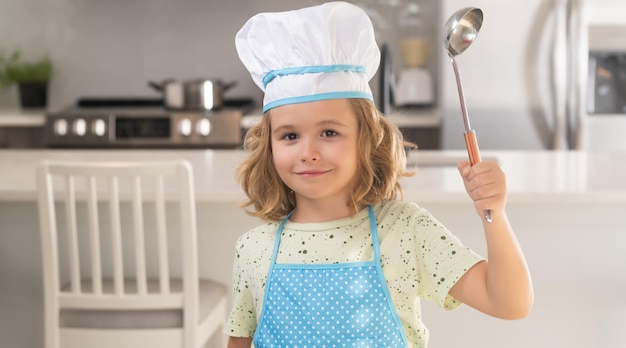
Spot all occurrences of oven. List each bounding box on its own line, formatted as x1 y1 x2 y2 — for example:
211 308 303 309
44 98 251 149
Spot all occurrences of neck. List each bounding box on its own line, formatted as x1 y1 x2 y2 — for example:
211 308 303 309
290 197 360 223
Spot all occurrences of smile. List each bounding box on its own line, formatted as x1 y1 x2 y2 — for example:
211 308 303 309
295 169 331 177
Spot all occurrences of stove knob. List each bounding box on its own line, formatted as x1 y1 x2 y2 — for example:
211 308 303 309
196 118 212 137
73 118 87 136
91 119 107 137
179 118 192 137
53 119 68 136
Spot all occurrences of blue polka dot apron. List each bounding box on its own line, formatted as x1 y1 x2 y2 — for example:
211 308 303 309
253 206 409 348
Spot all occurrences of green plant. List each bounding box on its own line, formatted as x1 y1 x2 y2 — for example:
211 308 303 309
0 49 52 88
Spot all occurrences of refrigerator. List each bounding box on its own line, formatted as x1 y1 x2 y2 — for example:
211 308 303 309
438 0 625 150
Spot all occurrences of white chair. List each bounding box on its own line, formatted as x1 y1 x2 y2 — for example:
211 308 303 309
37 160 228 348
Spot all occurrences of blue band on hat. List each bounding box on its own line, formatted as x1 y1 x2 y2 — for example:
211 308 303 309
262 91 373 113
263 64 367 88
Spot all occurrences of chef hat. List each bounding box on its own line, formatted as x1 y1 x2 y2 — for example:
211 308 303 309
235 1 381 113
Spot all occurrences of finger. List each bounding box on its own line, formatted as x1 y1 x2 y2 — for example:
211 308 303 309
467 183 499 201
466 173 498 193
467 163 505 185
457 161 471 178
465 172 506 201
466 161 497 177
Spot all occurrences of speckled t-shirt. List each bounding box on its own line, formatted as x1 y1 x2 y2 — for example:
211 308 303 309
224 200 484 347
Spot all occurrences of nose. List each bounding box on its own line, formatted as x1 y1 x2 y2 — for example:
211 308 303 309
300 137 319 162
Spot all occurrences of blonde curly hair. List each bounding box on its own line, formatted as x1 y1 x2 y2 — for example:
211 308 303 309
237 98 415 221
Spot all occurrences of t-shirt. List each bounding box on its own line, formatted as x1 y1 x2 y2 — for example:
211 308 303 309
224 200 484 347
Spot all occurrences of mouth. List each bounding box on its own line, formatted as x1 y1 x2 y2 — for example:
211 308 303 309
295 169 331 177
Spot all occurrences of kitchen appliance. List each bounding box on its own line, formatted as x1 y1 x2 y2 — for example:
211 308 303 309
377 41 435 112
394 38 434 106
149 79 237 111
394 3 434 107
44 98 250 148
443 6 491 223
585 25 626 150
440 0 596 150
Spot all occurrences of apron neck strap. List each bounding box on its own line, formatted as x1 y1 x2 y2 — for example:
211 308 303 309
269 209 294 266
368 205 382 260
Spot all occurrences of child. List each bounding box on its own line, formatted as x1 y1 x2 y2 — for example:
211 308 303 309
226 2 533 347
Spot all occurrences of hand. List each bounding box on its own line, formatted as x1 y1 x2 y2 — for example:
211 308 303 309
457 160 507 220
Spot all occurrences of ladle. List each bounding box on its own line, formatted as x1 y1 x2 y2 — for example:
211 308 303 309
443 7 492 223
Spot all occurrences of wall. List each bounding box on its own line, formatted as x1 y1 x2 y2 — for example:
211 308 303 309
1 0 285 109
0 0 440 111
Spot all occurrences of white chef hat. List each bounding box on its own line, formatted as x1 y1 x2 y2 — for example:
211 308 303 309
235 1 381 113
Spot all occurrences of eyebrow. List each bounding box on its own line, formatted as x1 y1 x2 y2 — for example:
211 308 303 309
271 124 295 136
317 119 348 128
271 119 348 135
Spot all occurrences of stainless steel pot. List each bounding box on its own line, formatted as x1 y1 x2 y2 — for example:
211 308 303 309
149 79 237 110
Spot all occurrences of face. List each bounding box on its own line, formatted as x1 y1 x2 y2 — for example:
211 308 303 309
270 99 359 206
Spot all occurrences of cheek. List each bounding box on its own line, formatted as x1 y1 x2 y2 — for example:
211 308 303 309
336 138 358 160
271 144 291 171
345 141 360 173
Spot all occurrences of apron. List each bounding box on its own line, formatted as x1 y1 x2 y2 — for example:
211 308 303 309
253 206 409 348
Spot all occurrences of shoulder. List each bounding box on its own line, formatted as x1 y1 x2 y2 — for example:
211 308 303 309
375 200 432 222
375 200 449 238
232 222 280 274
234 221 280 251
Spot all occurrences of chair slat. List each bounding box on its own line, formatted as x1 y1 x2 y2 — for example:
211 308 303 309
179 162 199 346
37 166 62 348
108 176 124 295
86 176 102 295
132 176 148 295
155 175 170 294
64 175 81 294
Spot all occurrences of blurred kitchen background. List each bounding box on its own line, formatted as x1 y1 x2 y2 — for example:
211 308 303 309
2 1 626 348
1 0 625 152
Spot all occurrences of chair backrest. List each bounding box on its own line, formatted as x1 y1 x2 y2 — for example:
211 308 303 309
37 160 199 344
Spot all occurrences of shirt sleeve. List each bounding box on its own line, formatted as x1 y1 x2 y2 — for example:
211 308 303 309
223 234 257 338
410 204 485 311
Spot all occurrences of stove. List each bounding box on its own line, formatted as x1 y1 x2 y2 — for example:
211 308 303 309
44 98 252 149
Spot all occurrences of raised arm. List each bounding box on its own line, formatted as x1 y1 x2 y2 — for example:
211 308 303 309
449 161 534 319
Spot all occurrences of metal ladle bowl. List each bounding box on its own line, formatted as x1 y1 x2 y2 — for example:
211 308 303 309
443 7 492 223
443 8 483 57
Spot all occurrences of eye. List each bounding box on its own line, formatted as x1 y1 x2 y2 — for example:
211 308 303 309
321 130 338 137
282 133 298 140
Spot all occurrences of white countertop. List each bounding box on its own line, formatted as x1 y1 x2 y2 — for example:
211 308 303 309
0 149 624 203
0 109 46 127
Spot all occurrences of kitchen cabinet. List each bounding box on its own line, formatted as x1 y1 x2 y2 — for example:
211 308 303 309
399 126 440 149
0 110 46 148
0 127 44 148
390 106 442 149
